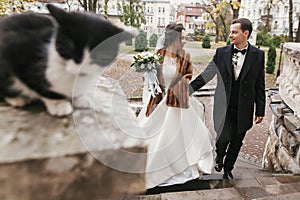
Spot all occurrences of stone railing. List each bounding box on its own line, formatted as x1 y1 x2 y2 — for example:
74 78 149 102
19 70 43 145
0 77 146 200
262 43 300 174
277 43 300 117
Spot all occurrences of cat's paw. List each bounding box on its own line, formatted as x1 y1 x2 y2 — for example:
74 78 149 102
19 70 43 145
5 96 30 107
73 95 93 109
41 98 73 116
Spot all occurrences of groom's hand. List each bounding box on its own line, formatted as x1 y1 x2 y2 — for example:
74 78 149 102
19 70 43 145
254 116 264 124
188 85 194 96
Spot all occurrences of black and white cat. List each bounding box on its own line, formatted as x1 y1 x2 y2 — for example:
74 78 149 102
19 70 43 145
0 4 136 116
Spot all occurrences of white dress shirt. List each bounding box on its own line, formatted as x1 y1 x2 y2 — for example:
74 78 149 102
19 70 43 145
232 45 248 80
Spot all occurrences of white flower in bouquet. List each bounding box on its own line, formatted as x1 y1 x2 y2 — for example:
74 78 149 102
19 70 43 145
131 51 163 97
131 51 163 73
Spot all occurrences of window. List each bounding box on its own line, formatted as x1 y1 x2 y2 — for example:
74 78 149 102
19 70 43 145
158 17 161 25
150 17 153 23
162 7 165 13
162 18 165 25
158 7 161 13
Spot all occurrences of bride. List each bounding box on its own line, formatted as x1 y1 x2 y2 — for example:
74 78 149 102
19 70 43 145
137 23 214 189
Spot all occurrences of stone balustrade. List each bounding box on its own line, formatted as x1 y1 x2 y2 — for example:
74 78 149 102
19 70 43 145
262 43 300 174
278 43 300 117
0 77 147 200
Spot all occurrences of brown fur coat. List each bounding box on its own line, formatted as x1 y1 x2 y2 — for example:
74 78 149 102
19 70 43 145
145 49 193 117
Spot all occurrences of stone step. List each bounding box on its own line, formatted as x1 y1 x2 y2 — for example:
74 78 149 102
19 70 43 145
123 179 300 200
235 182 300 199
253 192 300 200
122 187 242 200
122 173 300 199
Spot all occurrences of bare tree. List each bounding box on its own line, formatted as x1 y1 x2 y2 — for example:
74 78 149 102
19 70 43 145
65 0 75 11
199 0 235 43
78 0 99 12
117 0 146 29
200 1 220 43
288 0 293 41
263 0 284 32
103 0 109 18
230 0 241 19
296 16 300 42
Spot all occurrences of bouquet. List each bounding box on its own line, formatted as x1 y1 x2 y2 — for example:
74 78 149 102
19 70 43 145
131 51 163 98
131 51 163 72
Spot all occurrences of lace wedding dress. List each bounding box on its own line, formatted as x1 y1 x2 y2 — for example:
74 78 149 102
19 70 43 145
138 57 214 189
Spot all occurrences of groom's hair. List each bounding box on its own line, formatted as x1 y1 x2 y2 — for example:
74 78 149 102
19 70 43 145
232 18 253 39
163 23 185 49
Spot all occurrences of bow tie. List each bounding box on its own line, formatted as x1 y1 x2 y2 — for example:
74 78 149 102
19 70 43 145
233 48 247 55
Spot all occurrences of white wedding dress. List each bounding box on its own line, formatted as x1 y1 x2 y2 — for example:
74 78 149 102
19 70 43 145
138 57 214 189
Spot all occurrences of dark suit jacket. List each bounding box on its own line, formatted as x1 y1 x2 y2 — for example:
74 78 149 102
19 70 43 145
190 44 265 134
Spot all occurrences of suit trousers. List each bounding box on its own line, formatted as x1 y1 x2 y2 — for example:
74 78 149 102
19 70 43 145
216 110 246 172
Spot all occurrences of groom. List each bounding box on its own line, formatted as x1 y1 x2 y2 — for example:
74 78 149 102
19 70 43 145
190 18 265 179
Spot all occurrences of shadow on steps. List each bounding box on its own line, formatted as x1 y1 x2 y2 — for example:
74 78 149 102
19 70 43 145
145 178 211 195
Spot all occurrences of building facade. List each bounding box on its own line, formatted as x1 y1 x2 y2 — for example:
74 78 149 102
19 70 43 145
140 0 174 38
239 0 300 37
176 3 206 35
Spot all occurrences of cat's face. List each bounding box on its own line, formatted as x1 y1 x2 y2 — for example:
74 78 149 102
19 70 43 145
47 4 135 67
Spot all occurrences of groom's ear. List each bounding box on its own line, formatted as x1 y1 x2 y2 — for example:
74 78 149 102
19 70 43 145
244 30 250 39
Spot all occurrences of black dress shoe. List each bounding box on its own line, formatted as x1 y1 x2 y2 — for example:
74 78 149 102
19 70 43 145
214 155 224 172
214 163 223 172
223 171 234 179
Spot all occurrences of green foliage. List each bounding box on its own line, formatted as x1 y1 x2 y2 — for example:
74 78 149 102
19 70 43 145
266 46 276 74
202 35 211 49
257 31 272 47
257 29 287 48
134 30 148 52
149 33 158 47
226 38 231 45
187 30 204 41
117 0 146 29
272 35 288 48
125 39 133 46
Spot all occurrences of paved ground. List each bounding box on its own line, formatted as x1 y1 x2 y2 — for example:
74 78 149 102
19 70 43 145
103 48 272 163
195 96 271 163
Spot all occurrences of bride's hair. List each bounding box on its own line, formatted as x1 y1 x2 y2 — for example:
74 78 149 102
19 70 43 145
163 23 184 49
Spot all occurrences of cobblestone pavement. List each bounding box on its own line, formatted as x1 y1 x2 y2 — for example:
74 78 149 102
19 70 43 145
103 52 271 163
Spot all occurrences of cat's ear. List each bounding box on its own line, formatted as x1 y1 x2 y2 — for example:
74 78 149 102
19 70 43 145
47 4 70 24
117 26 138 42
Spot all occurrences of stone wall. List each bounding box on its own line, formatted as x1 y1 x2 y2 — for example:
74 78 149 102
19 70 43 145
262 43 300 174
0 77 147 200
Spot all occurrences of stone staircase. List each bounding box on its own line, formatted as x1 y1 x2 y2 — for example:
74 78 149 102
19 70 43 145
122 155 300 200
